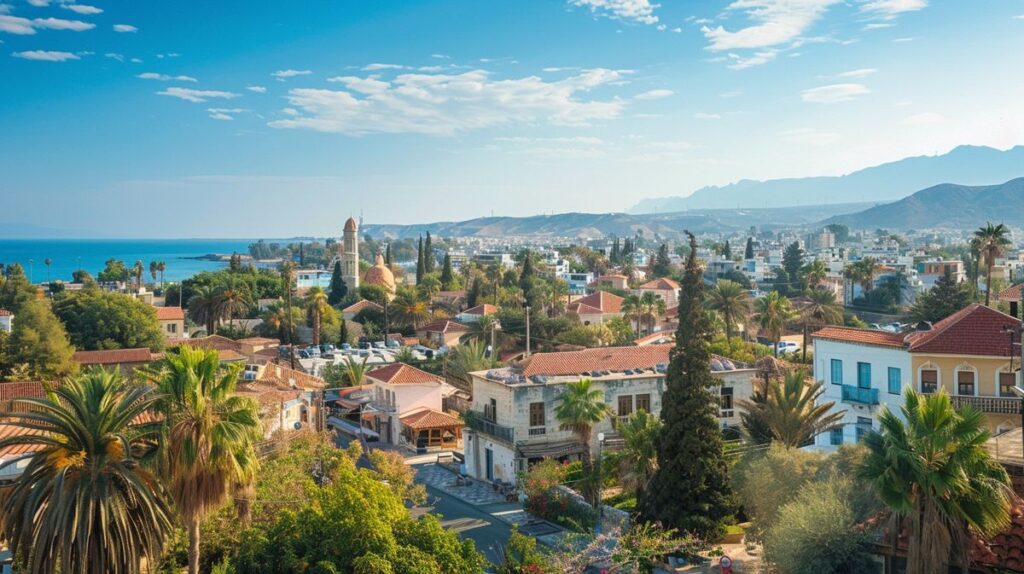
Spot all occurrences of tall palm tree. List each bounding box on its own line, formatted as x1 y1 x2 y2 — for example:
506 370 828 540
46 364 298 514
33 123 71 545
614 409 662 496
554 379 612 504
157 261 167 286
150 260 159 283
447 340 499 390
844 257 881 301
0 370 174 574
800 288 843 361
638 291 666 335
133 260 144 290
151 346 262 574
305 287 329 346
188 284 222 335
621 294 644 335
43 257 52 283
737 368 844 447
391 289 430 330
800 260 828 290
974 222 1012 306
337 356 369 388
281 262 296 368
754 291 796 356
859 389 1013 574
216 277 254 330
705 279 750 343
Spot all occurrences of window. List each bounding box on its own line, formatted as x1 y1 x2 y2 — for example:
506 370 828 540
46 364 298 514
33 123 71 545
484 398 497 422
618 395 634 417
830 427 843 446
168 323 177 334
887 367 901 395
1001 372 1018 397
636 394 651 412
921 369 938 394
957 370 975 396
857 362 871 389
856 416 872 442
720 387 734 411
830 359 843 385
529 402 545 427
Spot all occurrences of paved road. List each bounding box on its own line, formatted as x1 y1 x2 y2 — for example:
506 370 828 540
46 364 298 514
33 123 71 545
423 483 514 564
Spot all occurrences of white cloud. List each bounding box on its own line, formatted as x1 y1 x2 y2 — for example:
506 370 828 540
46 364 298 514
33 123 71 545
13 49 79 61
901 112 945 125
207 107 247 121
104 52 124 62
362 63 404 71
246 85 267 93
836 67 877 78
702 0 840 52
271 68 629 136
778 127 839 145
271 69 312 78
137 72 198 82
671 27 681 32
693 112 721 120
156 87 240 103
63 4 102 15
727 49 778 69
0 15 34 34
892 36 914 42
418 65 444 72
33 16 93 30
862 22 894 30
431 53 449 59
569 0 659 25
634 88 673 100
112 24 137 33
130 57 141 63
1014 14 1024 20
25 0 48 6
801 83 869 103
860 0 926 19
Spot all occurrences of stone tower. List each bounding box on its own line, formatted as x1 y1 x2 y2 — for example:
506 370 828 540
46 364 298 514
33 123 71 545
342 217 360 290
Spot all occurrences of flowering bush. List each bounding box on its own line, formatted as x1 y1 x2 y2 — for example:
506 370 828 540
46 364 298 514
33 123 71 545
521 459 596 532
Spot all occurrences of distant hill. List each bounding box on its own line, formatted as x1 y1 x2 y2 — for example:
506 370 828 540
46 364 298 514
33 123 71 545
361 203 875 239
824 178 1024 230
630 145 1024 213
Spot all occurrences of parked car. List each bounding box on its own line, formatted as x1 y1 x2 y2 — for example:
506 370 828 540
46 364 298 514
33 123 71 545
775 341 800 354
386 339 401 349
319 344 336 354
298 349 312 359
304 346 321 358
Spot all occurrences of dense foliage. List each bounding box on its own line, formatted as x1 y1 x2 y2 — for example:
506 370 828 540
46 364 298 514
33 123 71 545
53 288 165 351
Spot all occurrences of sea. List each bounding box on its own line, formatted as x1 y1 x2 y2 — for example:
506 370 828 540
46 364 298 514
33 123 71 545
0 239 269 284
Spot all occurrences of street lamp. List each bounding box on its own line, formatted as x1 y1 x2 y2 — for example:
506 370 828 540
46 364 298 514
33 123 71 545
595 431 606 534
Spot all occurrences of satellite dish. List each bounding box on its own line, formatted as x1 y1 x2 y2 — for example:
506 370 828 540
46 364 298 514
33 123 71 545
293 422 303 430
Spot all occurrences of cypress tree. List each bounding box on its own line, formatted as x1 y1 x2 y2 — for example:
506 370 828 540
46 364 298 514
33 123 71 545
416 237 425 284
328 260 347 305
611 238 621 265
424 232 435 273
744 237 754 260
298 243 305 266
637 231 733 539
339 317 349 346
467 278 481 308
385 244 392 266
651 243 672 278
440 253 455 290
723 240 731 260
519 251 535 293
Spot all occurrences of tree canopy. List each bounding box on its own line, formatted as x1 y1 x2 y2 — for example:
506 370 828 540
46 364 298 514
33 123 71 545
53 288 165 351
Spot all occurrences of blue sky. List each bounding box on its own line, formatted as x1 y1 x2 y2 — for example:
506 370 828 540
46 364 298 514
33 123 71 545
2 0 1023 237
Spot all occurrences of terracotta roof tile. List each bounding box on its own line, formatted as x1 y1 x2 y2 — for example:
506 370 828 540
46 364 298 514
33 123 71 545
419 319 470 333
180 335 243 352
72 348 155 365
400 408 461 430
461 304 498 316
572 291 624 314
154 306 184 321
0 309 12 317
999 283 1024 303
0 382 46 413
367 363 444 385
258 363 325 390
812 326 906 348
638 277 680 290
520 345 672 377
906 304 1020 357
342 299 383 314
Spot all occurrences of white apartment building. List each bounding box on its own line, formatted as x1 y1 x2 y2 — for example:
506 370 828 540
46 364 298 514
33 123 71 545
462 345 757 483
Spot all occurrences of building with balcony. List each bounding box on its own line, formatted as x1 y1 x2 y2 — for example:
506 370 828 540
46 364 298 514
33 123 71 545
461 345 757 484
363 363 461 451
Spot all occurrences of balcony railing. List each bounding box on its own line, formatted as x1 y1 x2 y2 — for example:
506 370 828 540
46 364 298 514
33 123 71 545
842 385 880 406
464 410 515 443
951 395 1022 415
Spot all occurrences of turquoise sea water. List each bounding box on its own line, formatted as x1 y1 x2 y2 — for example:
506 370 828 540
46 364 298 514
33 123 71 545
0 239 265 283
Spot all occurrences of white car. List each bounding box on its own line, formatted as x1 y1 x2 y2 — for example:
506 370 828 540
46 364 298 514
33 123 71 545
775 341 801 354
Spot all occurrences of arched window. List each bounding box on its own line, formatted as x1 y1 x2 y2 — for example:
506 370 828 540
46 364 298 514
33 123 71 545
954 363 977 396
918 363 939 394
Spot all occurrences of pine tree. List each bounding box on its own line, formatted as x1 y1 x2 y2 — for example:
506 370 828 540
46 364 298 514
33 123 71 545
637 231 733 539
298 243 305 266
744 237 754 260
723 240 731 260
651 244 672 278
328 260 348 305
782 241 804 287
424 232 435 273
467 278 481 308
416 237 425 284
910 268 971 323
440 253 455 290
385 244 392 266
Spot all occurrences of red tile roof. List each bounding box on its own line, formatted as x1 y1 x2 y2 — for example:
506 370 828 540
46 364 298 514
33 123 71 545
0 382 46 413
638 277 680 290
0 309 12 317
999 283 1024 303
520 345 672 377
154 306 184 321
258 363 325 390
906 304 1020 357
570 291 623 314
461 304 498 316
0 422 47 458
72 348 155 365
812 326 906 348
180 335 243 352
419 319 470 333
366 363 444 385
400 408 461 430
342 299 383 314
569 303 605 316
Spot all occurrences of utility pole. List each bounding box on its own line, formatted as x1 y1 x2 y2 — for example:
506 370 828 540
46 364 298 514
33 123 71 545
525 305 531 358
490 320 497 360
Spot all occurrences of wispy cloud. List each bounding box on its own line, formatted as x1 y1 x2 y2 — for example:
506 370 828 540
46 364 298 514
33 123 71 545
860 0 927 19
701 0 840 52
13 49 79 61
1014 14 1024 20
246 85 267 93
25 0 49 6
634 88 673 100
62 4 102 15
727 50 778 69
835 67 877 78
271 68 630 136
207 107 247 121
568 0 659 25
112 23 137 32
271 69 312 78
693 112 721 120
104 52 124 62
801 83 869 103
1 14 95 34
362 63 404 71
137 72 198 82
156 87 240 103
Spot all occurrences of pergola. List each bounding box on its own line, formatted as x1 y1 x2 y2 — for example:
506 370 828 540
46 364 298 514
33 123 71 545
400 408 462 450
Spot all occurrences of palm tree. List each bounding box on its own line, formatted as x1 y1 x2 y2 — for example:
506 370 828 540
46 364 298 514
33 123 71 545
188 284 222 335
43 257 52 283
0 370 174 574
305 287 329 346
157 261 167 286
216 277 254 330
133 260 144 290
800 288 843 361
338 356 369 387
392 289 430 330
737 368 844 447
754 291 796 356
281 262 296 368
974 222 1012 306
150 260 159 284
614 409 661 496
554 379 612 504
859 389 1013 574
638 291 666 335
705 279 750 343
800 260 828 290
843 257 881 301
447 340 499 390
152 346 262 574
621 294 643 334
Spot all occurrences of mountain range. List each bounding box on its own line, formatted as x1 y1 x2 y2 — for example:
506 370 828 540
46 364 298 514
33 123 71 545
629 145 1024 213
824 178 1024 230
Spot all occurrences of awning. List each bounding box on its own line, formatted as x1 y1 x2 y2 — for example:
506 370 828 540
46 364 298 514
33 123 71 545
517 440 585 459
327 416 380 439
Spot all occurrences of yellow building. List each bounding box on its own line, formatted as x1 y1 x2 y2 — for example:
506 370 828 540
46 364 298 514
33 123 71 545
906 304 1022 433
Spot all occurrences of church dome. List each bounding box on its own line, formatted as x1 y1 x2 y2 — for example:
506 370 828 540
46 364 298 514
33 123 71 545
364 254 396 294
344 217 358 232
